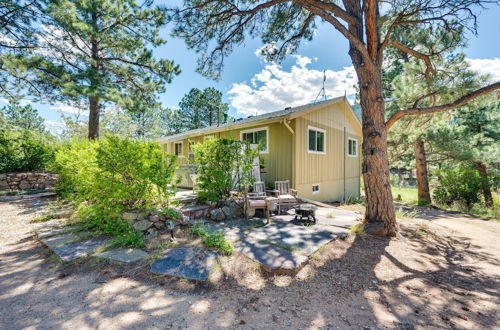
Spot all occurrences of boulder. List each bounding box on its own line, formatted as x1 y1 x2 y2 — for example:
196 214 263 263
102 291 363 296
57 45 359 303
153 221 166 230
149 214 160 222
209 208 225 222
221 206 233 219
19 180 31 190
132 220 153 232
144 227 158 239
122 212 145 222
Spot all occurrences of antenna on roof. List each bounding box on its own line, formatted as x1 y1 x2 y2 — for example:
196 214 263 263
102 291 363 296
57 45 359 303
314 70 327 103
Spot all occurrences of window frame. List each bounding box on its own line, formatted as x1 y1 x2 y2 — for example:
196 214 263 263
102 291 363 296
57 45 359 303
312 183 320 194
239 126 269 154
347 137 358 157
173 142 184 157
307 125 326 154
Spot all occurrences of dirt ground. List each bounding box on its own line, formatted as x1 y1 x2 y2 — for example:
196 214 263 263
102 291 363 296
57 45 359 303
0 194 499 329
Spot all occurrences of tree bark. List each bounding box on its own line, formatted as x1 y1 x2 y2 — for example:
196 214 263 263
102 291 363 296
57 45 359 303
354 65 398 236
475 161 493 207
88 97 100 140
414 140 431 205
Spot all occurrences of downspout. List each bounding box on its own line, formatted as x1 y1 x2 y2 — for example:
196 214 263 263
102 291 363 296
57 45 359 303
343 126 346 203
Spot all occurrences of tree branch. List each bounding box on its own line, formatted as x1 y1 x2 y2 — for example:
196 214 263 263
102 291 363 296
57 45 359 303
389 41 436 78
386 82 500 129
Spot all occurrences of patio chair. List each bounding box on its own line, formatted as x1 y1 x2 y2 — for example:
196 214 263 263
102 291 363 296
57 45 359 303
267 180 298 214
245 181 269 223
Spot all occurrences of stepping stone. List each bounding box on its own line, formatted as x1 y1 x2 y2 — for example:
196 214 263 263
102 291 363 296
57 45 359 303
39 231 91 248
235 237 308 274
36 225 81 239
150 248 218 281
51 236 110 262
95 248 149 263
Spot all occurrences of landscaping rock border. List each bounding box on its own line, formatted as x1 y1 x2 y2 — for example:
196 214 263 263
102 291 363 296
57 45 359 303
0 171 58 192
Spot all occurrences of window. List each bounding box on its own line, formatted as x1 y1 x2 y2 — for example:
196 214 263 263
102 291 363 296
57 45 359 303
188 142 195 160
240 127 268 153
348 138 357 157
308 126 325 153
174 142 183 156
312 184 320 194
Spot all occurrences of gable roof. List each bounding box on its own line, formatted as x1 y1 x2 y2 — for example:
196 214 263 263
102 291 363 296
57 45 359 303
157 96 360 143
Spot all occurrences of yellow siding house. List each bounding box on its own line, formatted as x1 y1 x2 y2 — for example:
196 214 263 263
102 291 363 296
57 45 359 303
157 96 362 202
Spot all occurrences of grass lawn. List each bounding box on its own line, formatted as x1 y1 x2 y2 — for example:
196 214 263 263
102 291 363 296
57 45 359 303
391 186 418 205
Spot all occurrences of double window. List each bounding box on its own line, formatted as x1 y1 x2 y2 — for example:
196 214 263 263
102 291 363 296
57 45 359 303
348 138 358 157
240 127 268 153
308 126 325 154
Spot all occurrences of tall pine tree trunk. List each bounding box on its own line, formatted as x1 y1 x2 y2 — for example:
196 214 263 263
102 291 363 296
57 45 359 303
88 97 100 140
414 140 431 205
353 63 397 236
475 161 493 207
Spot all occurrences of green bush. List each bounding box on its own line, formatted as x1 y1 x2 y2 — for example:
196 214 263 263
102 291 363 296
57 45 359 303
192 138 257 202
0 129 54 173
432 165 483 208
52 135 178 247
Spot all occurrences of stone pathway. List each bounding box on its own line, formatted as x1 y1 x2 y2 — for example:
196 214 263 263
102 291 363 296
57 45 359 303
150 248 218 281
51 236 110 262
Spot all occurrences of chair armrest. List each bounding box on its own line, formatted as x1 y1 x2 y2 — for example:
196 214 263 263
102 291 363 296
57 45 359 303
290 189 298 196
247 192 266 199
266 189 279 196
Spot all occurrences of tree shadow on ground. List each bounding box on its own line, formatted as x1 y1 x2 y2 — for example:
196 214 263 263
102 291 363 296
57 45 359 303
1 196 499 329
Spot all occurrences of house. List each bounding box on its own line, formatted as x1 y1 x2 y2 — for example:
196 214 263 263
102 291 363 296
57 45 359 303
157 96 362 202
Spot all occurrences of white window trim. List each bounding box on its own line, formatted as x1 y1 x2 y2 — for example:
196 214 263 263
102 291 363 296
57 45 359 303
174 141 184 158
240 126 269 154
203 135 215 140
347 137 358 158
312 183 320 194
307 125 326 155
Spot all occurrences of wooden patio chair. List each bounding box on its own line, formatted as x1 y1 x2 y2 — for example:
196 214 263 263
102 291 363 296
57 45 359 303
267 180 298 214
244 181 269 223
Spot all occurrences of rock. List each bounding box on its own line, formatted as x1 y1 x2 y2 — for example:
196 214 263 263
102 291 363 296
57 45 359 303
122 212 145 222
153 221 166 230
182 215 192 225
19 180 31 190
149 215 160 222
132 220 153 232
144 227 158 239
210 208 225 222
221 206 233 219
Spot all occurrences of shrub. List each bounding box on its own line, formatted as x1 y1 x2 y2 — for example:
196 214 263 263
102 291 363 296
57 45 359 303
51 135 178 247
192 138 257 202
0 129 54 173
432 165 483 208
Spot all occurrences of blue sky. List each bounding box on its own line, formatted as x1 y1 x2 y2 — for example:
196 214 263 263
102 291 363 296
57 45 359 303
2 3 499 132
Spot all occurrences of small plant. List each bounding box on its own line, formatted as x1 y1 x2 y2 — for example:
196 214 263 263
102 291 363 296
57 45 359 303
160 208 180 219
345 195 365 205
350 224 365 238
395 207 418 219
326 211 335 218
30 214 55 223
189 222 233 255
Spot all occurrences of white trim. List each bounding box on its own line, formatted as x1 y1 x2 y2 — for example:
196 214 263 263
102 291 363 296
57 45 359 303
203 135 215 140
307 125 326 154
239 126 269 154
174 141 184 158
347 137 358 157
312 183 320 194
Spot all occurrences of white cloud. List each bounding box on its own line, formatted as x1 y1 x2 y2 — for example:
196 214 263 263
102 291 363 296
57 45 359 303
44 120 65 135
228 54 357 116
466 58 500 82
50 102 86 115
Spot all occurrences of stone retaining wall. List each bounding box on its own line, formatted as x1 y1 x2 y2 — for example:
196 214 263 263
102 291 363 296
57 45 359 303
0 171 58 192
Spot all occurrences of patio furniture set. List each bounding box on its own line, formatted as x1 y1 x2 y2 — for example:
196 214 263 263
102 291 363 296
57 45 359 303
245 180 317 224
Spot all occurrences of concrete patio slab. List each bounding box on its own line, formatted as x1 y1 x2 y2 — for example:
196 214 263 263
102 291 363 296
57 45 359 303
235 237 309 274
246 219 340 255
51 236 110 262
315 208 361 228
39 231 91 248
95 248 149 263
150 248 218 281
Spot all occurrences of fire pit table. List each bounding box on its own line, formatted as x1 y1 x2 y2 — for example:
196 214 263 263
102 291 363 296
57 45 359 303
294 204 318 224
